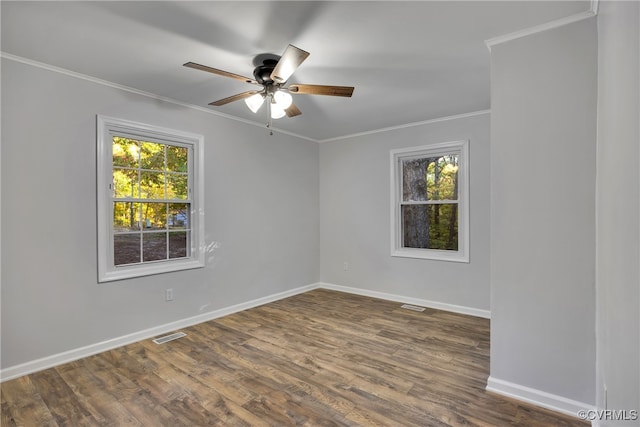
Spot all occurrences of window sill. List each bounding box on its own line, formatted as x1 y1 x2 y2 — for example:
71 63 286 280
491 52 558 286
99 258 204 283
391 248 469 263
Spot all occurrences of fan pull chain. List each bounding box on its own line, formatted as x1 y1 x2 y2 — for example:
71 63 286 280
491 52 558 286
266 94 274 135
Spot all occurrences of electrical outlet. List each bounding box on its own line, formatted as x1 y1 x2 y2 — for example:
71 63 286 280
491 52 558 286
343 262 349 271
165 288 174 301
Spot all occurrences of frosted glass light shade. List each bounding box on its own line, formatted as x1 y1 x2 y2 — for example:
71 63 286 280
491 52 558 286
270 103 286 119
273 91 293 109
244 93 264 113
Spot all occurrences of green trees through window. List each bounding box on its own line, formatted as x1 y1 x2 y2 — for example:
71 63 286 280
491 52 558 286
401 155 459 250
111 137 190 265
391 140 468 262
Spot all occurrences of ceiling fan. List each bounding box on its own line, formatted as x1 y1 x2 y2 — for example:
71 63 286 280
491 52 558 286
184 44 354 131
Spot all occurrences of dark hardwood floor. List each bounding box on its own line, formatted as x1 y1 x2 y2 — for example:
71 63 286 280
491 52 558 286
1 289 588 426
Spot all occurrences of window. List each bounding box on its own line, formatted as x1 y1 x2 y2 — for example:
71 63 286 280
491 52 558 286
390 140 469 262
97 116 204 282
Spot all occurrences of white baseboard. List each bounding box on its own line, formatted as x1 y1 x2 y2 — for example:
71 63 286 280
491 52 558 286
317 282 491 319
0 283 317 382
1 282 490 382
486 376 595 419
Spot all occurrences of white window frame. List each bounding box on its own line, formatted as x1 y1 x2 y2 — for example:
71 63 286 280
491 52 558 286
390 140 469 263
97 115 205 282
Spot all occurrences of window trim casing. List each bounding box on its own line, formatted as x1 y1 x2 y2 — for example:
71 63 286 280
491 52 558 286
390 140 469 263
97 115 205 282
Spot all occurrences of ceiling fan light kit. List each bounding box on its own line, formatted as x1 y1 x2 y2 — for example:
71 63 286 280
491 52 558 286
244 92 265 113
184 44 354 134
273 90 293 109
269 99 287 119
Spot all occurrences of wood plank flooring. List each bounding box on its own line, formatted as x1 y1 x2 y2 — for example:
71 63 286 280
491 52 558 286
1 289 588 426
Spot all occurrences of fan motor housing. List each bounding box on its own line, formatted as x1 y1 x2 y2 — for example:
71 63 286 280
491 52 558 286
253 59 278 85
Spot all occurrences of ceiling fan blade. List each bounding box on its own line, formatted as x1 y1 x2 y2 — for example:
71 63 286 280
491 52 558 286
209 90 261 106
288 84 354 97
270 44 310 83
285 103 302 118
184 62 259 85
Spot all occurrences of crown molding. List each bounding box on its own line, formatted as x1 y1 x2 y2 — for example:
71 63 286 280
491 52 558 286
2 51 492 143
0 52 316 142
485 1 598 50
2 1 599 143
318 109 491 143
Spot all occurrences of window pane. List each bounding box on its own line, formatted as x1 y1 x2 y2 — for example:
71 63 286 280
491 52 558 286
140 171 165 199
402 158 429 201
167 145 188 173
169 231 188 259
402 154 459 201
113 202 141 231
168 203 189 229
114 234 141 265
113 168 139 198
112 137 139 168
143 233 167 262
402 204 458 250
167 173 188 199
142 203 167 230
426 154 459 200
140 141 164 171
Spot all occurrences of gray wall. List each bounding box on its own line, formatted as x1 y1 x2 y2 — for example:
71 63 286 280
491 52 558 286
7 9 636 418
1 59 320 369
596 1 640 422
489 18 597 404
319 114 490 312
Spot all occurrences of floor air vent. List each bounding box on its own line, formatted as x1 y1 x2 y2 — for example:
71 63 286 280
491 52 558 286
152 331 187 344
401 304 426 312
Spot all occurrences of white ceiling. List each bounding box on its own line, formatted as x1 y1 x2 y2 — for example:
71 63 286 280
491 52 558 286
1 1 590 141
